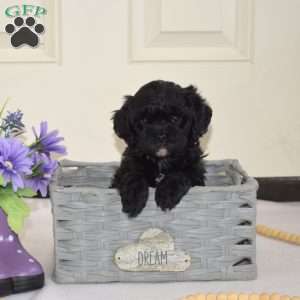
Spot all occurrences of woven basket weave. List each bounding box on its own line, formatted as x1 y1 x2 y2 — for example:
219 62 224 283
50 159 258 283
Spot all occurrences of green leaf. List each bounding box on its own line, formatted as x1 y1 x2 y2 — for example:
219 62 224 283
0 175 4 186
17 188 37 197
0 189 30 233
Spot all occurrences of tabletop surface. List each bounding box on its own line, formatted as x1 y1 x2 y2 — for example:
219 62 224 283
5 199 300 300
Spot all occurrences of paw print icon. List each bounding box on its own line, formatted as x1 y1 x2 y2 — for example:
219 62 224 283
5 17 45 48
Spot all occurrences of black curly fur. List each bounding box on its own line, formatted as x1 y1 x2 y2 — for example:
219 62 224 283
111 80 212 217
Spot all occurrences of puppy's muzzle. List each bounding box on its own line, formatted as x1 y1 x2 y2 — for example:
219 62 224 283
156 147 168 157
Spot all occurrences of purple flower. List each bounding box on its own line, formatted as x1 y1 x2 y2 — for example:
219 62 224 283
0 138 33 191
31 121 67 156
1 110 25 137
24 152 58 197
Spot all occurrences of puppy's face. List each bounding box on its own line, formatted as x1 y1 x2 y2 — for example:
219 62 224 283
113 80 212 158
133 105 190 158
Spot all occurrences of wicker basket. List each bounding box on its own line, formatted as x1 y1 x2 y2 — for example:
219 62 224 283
50 159 258 283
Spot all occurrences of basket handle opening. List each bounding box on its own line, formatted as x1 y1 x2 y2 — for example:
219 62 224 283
236 238 252 245
233 257 252 266
238 220 252 226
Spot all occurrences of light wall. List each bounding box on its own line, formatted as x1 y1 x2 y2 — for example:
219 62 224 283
0 0 300 176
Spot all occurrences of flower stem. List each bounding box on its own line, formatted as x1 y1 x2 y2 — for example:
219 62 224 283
0 97 10 136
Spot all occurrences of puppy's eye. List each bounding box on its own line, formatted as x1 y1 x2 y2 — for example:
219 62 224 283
170 115 180 123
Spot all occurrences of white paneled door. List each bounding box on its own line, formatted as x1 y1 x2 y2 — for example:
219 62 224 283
131 0 253 61
0 0 300 177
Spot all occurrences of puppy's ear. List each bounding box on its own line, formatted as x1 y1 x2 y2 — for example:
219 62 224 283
184 85 212 142
112 96 134 144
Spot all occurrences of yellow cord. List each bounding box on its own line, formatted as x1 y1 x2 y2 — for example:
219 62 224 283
181 293 300 300
256 225 300 245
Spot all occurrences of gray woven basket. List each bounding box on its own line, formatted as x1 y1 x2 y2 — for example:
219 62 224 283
50 159 258 283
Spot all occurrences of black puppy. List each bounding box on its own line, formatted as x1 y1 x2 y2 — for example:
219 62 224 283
112 80 212 217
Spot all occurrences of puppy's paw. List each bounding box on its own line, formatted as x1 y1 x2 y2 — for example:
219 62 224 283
122 198 147 218
120 178 149 218
155 174 191 211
